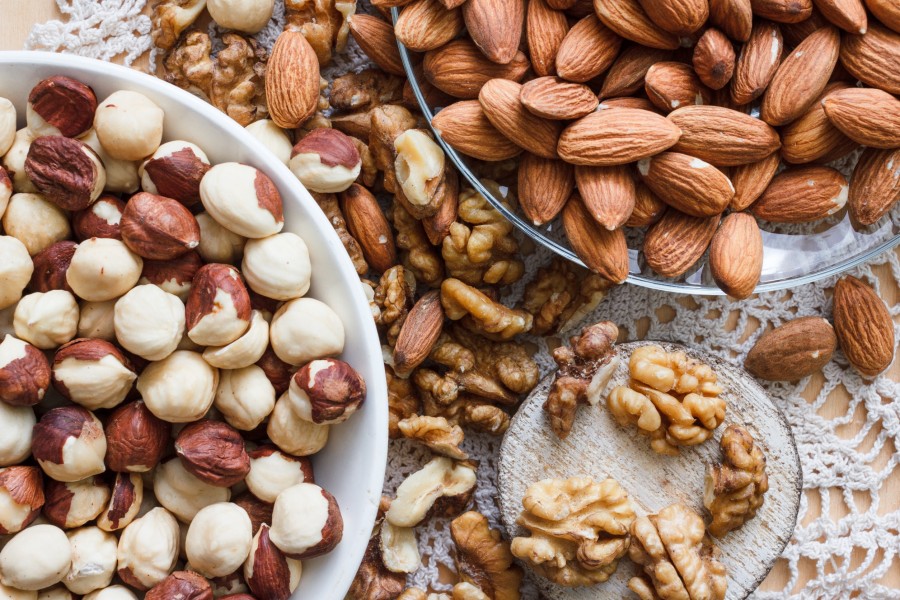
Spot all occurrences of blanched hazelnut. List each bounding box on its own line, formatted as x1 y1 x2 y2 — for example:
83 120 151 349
0 335 51 407
36 585 71 600
267 392 330 456
186 264 252 347
153 459 231 523
0 167 11 220
121 193 201 261
186 502 253 578
78 130 139 194
63 526 117 594
30 241 76 293
203 310 269 370
82 586 138 600
66 238 143 303
25 136 106 211
241 233 311 301
288 358 366 425
145 571 213 600
97 472 143 531
0 466 44 534
246 446 313 504
72 195 125 241
2 193 70 256
175 420 250 487
0 402 35 466
76 300 116 341
94 91 164 161
0 524 71 590
0 99 14 157
213 365 276 431
269 483 343 559
244 523 302 600
139 251 202 302
199 163 284 239
51 339 136 410
245 120 292 165
26 76 97 139
113 284 184 361
137 350 218 423
0 237 33 310
116 506 179 590
2 129 38 193
207 0 275 33
289 129 361 193
32 406 106 483
140 141 211 206
196 212 246 264
13 291 79 350
269 298 345 366
43 476 110 529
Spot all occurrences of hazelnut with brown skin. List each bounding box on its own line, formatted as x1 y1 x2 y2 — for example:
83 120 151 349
288 358 366 425
27 76 97 138
72 195 126 241
51 338 137 410
0 334 51 407
145 571 213 600
199 163 284 239
25 136 106 211
29 241 77 293
233 492 274 536
140 141 211 206
104 401 171 473
139 250 203 302
256 346 294 396
97 472 143 532
116 507 180 591
244 523 303 600
186 264 252 347
269 483 343 559
43 475 110 529
32 406 107 482
175 420 251 488
289 128 362 194
0 466 44 534
121 192 201 260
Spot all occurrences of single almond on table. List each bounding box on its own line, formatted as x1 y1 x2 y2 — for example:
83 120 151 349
730 152 780 211
709 0 753 41
693 28 735 90
339 183 397 273
431 101 522 161
668 105 781 166
848 147 900 227
645 62 711 113
520 77 599 120
745 316 838 381
626 181 667 227
518 154 574 225
462 0 524 65
555 15 623 83
708 212 763 299
478 79 563 159
751 165 848 223
730 20 783 105
394 0 464 52
643 210 720 278
561 194 630 283
864 0 900 33
638 152 734 217
348 15 405 76
821 87 900 150
423 39 530 99
575 165 636 230
638 0 708 35
780 82 858 164
751 0 813 23
599 45 672 99
833 275 895 377
558 107 682 166
393 290 444 376
593 0 680 49
839 22 900 95
814 0 867 33
266 31 320 129
526 0 569 77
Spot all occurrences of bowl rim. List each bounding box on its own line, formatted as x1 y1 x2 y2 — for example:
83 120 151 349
0 50 387 596
391 21 900 296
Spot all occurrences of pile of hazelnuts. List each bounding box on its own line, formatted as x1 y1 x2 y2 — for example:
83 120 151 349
0 75 366 600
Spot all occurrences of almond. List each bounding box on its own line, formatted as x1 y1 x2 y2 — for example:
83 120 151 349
395 0 464 52
520 77 599 120
626 181 667 227
348 15 405 76
575 165 636 230
556 15 623 83
643 210 720 278
751 165 848 223
693 28 736 90
547 0 578 7
780 82 858 164
751 0 813 23
780 9 830 45
518 154 574 225
558 107 682 166
708 212 762 299
599 46 671 99
561 194 629 283
839 22 900 94
478 79 562 159
339 183 397 272
730 152 780 210
423 39 530 99
744 317 838 380
638 0 708 35
439 0 466 7
709 0 753 42
594 0 680 49
731 21 783 105
431 101 522 161
821 88 900 149
833 275 895 377
638 152 734 217
526 0 569 77
462 0 524 64
815 0 867 33
760 25 840 126
668 105 781 166
266 31 320 129
598 97 659 112
848 147 900 226
645 62 711 113
864 0 900 33
393 290 444 376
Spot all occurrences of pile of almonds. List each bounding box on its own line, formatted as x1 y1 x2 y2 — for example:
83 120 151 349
348 0 900 297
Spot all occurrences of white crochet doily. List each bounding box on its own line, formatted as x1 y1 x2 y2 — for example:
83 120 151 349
24 3 900 598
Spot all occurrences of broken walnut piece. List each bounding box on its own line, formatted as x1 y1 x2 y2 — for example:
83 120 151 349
373 265 416 346
704 424 768 537
151 0 207 51
370 104 419 194
521 257 613 336
628 503 727 600
450 511 523 600
398 415 468 460
347 516 406 600
441 278 533 340
544 321 620 439
392 200 444 287
510 477 636 587
330 69 404 114
386 365 421 439
284 0 355 66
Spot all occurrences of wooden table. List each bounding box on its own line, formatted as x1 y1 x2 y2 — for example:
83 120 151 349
1 3 898 595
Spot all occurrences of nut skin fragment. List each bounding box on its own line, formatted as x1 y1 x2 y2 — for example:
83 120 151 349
398 415 468 459
544 321 620 439
521 258 612 336
441 278 533 340
450 511 523 600
511 477 636 587
704 425 768 537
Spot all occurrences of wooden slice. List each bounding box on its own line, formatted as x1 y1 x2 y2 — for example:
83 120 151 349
498 341 802 600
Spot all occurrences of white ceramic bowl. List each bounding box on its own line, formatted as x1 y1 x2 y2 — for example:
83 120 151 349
0 51 387 598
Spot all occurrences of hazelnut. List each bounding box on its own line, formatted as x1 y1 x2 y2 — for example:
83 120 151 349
32 406 107 483
2 193 70 256
137 350 218 423
139 251 203 302
241 233 311 301
26 76 97 138
267 392 330 457
72 195 126 241
203 310 269 370
13 291 79 350
116 506 180 590
0 334 51 407
83 586 138 600
269 483 343 559
175 420 250 487
93 91 164 161
0 167 11 218
63 526 118 594
256 345 293 395
97 472 143 531
0 466 44 534
43 476 110 529
76 300 116 341
0 236 34 310
213 365 276 431
186 502 253 578
78 130 140 194
233 492 273 535
37 585 71 600
0 524 72 590
24 136 106 211
140 141 211 206
198 570 249 598
246 446 314 504
288 358 366 425
218 596 255 600
245 120 292 166
2 129 38 193
120 193 201 260
145 571 213 600
29 241 77 293
269 298 345 366
105 401 169 473
207 0 275 33
394 129 445 215
0 402 35 466
51 338 136 409
66 238 144 302
186 264 252 347
196 212 246 264
113 284 185 361
153 458 231 523
199 163 284 239
0 99 14 156
289 129 362 194
244 523 302 600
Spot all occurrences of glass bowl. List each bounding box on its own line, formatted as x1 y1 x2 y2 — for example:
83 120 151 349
390 17 900 295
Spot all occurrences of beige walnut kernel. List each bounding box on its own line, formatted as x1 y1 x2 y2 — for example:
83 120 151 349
521 257 613 336
373 265 416 346
450 511 523 600
441 278 532 340
398 415 468 460
704 424 768 537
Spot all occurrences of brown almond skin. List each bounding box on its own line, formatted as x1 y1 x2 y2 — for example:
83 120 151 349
395 0 464 52
780 82 858 165
175 419 251 487
821 87 900 150
693 28 735 90
28 75 97 138
121 192 201 260
555 15 623 83
840 22 900 95
745 316 837 380
709 212 763 299
518 154 574 225
561 194 629 283
478 79 562 159
626 181 667 227
751 0 813 23
731 21 783 105
558 107 681 166
527 0 569 77
668 105 781 166
815 0 867 33
643 210 720 278
751 166 848 223
599 45 672 99
424 39 530 100
638 0 708 35
574 165 636 230
520 77 599 120
865 0 900 34
644 62 711 113
394 291 444 376
833 276 895 377
709 0 753 42
593 0 680 50
339 183 397 273
640 152 734 217
348 15 405 76
848 148 900 227
462 0 524 64
730 152 781 211
266 30 320 129
432 101 522 161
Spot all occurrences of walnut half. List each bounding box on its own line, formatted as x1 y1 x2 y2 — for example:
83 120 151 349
704 424 768 537
450 511 522 600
